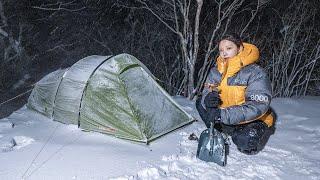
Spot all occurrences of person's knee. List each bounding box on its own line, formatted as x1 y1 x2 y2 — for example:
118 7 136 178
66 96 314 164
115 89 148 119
232 122 267 155
232 131 258 154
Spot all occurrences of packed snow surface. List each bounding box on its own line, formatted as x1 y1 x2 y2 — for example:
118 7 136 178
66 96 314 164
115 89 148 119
0 96 319 179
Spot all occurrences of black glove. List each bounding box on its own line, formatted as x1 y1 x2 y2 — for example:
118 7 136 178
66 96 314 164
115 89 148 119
204 91 221 108
196 96 221 128
207 107 221 124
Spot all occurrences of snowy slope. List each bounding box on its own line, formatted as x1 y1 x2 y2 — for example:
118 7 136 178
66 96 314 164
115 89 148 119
0 97 320 180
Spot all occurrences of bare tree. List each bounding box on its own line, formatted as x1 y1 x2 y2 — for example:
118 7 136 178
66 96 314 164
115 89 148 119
31 1 85 12
261 0 320 97
0 0 30 90
0 0 25 63
117 0 269 99
116 0 205 98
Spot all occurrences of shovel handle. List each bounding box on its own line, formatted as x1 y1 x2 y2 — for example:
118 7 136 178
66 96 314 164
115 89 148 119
204 83 217 92
209 121 215 155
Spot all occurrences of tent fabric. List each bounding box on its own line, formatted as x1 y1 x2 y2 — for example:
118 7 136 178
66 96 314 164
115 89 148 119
27 54 194 143
27 69 67 117
53 55 112 124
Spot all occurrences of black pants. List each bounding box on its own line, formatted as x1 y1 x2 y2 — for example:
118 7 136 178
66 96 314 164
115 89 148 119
195 97 273 154
215 121 273 155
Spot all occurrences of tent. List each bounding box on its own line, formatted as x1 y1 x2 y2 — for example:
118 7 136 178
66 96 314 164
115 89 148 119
27 53 194 143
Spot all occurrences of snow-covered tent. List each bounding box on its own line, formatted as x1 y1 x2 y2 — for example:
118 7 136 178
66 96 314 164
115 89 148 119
27 53 194 143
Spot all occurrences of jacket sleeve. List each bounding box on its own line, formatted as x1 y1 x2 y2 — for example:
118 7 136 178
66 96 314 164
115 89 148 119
220 67 272 125
200 68 219 108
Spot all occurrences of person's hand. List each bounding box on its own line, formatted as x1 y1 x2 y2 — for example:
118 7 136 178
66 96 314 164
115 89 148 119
196 95 222 127
204 91 221 108
207 108 221 124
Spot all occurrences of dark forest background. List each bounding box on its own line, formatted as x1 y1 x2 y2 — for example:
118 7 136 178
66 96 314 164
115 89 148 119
0 0 319 117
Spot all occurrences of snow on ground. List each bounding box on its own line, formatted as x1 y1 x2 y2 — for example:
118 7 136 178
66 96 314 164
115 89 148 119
0 96 320 180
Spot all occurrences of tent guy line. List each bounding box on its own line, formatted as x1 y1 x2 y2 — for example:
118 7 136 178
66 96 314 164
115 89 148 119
21 123 61 179
24 133 84 179
0 88 33 107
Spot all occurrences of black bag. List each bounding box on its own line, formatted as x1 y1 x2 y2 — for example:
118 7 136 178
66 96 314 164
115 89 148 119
196 122 227 166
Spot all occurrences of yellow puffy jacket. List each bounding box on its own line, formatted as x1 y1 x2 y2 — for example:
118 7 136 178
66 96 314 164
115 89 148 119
202 43 274 127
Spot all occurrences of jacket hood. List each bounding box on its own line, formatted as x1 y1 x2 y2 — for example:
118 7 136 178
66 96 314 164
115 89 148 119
217 42 260 76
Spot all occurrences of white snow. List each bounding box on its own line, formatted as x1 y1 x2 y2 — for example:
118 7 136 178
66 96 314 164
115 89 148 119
0 96 320 180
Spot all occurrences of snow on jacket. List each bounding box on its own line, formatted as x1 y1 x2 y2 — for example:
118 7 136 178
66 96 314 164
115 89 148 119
201 42 274 127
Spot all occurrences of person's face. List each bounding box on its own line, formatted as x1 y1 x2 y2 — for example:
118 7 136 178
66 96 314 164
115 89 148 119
218 40 240 60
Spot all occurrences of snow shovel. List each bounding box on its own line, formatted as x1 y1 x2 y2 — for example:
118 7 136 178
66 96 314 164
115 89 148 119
196 121 227 166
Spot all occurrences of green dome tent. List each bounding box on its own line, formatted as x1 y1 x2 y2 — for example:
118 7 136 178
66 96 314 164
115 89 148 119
27 54 194 143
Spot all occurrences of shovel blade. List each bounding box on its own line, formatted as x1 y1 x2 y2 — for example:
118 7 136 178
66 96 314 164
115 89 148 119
196 128 227 166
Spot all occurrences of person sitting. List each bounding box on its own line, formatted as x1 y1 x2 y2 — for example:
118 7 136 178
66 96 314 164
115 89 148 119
196 33 275 155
